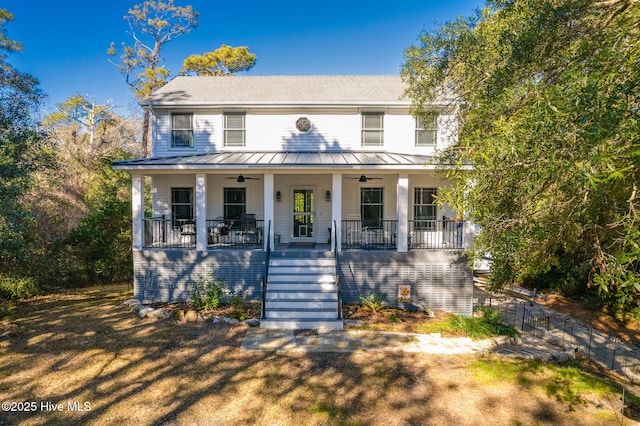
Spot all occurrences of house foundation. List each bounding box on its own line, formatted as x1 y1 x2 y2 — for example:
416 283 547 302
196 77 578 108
133 249 472 316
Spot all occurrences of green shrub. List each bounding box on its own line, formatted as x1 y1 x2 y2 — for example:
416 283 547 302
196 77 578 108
448 315 495 339
479 306 501 325
450 307 519 339
0 303 12 320
0 274 39 301
55 200 132 286
190 274 225 310
225 290 250 320
387 314 402 323
359 293 387 313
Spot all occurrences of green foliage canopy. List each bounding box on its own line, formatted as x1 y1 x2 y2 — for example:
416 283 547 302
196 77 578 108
181 44 256 76
0 9 21 63
0 9 52 265
108 0 198 156
108 0 199 100
402 0 640 311
0 10 135 298
36 97 137 288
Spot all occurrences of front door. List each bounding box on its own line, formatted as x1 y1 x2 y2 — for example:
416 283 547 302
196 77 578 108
292 189 314 240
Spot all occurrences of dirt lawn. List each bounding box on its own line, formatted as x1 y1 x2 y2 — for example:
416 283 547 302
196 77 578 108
0 285 637 425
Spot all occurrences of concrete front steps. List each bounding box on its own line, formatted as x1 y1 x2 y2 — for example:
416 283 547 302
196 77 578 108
260 252 343 329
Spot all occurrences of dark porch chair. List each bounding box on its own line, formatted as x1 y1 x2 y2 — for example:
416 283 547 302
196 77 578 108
208 217 233 244
238 213 261 244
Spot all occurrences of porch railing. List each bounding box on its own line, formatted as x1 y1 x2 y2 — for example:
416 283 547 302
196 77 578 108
261 220 271 320
206 218 264 248
142 216 264 249
408 219 464 250
334 220 342 320
143 217 196 248
142 217 464 251
341 219 397 250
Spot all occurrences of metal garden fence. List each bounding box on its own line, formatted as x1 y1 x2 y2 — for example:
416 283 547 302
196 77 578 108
475 294 640 383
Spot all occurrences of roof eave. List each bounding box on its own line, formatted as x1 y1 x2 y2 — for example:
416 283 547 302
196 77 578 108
112 163 440 171
140 100 418 108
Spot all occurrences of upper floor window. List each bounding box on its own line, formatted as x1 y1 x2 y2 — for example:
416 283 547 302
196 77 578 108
224 112 246 147
171 113 194 148
416 114 437 147
361 112 384 147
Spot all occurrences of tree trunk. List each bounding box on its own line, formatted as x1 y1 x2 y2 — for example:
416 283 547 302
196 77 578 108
142 109 150 157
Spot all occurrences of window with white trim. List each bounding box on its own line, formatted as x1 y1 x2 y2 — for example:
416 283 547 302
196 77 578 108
361 187 383 229
416 114 437 147
171 113 194 147
361 112 384 147
224 112 246 147
224 188 246 227
171 188 194 225
414 188 437 229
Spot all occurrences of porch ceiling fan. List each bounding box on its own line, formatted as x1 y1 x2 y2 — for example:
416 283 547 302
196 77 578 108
350 175 383 183
225 175 260 183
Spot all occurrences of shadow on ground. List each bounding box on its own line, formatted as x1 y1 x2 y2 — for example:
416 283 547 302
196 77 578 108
0 284 634 425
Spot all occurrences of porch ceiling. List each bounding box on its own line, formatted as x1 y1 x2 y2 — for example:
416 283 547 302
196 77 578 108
112 151 436 171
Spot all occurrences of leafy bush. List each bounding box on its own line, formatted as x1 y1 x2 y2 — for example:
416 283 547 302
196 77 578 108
449 306 519 339
386 314 402 323
225 290 251 320
448 315 495 340
0 303 12 320
359 293 387 313
55 200 132 286
190 274 225 310
479 306 501 325
0 273 39 301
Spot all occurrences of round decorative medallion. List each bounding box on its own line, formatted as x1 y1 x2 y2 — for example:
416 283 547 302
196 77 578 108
296 117 312 132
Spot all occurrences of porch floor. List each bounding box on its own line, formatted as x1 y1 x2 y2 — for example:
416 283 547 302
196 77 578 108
142 242 463 252
273 243 331 251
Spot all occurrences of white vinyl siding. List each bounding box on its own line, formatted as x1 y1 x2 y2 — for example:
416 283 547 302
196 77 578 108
151 109 457 156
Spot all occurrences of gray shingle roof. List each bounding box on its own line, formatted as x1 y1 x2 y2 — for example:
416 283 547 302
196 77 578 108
112 151 436 170
142 75 411 106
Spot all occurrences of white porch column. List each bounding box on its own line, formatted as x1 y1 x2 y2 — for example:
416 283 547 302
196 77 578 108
462 220 475 250
132 173 144 250
397 174 409 252
195 173 207 251
462 177 476 250
331 173 342 252
263 173 274 250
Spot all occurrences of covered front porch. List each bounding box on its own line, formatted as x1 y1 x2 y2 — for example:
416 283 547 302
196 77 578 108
114 152 475 315
127 170 473 253
114 151 474 254
141 217 467 251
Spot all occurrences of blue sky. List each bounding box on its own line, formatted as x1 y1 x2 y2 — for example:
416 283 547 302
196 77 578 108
4 0 483 115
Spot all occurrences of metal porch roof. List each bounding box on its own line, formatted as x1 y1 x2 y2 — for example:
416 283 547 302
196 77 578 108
112 151 436 171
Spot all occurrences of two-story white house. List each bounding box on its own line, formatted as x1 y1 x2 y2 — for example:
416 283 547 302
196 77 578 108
113 75 473 328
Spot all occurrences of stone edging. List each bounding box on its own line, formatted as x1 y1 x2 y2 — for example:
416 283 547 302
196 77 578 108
123 299 260 327
123 299 576 361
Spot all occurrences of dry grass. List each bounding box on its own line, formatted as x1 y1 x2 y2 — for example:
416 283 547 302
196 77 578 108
0 284 637 425
343 303 474 337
